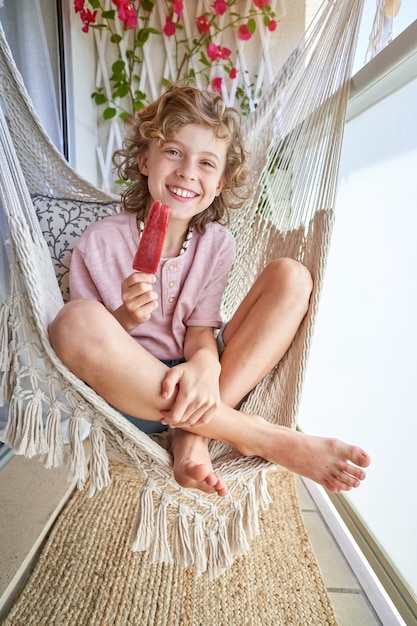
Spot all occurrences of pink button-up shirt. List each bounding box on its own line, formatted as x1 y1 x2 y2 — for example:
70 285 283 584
69 211 235 359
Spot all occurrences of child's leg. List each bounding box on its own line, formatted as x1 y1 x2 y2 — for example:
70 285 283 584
49 299 226 494
219 258 313 407
49 297 370 493
172 258 313 495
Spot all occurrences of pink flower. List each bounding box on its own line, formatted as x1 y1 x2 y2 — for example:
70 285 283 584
196 15 211 34
172 0 183 16
211 77 223 92
253 0 269 7
229 67 238 79
238 24 251 41
112 1 138 29
207 42 231 62
219 46 231 59
213 0 227 15
268 19 277 32
74 0 84 13
80 8 97 33
123 4 138 29
163 16 176 37
207 42 220 61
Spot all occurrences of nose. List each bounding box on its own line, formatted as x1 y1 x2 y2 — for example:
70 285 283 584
176 158 196 181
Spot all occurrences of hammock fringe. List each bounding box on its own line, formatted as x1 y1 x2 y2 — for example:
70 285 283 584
173 503 194 569
42 399 65 469
66 408 89 488
0 299 11 373
228 500 250 556
88 420 111 497
151 492 174 565
192 513 208 577
131 478 156 552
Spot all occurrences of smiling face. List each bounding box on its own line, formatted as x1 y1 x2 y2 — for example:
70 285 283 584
138 124 228 227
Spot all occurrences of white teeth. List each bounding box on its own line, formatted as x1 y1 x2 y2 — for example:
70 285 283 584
169 186 196 199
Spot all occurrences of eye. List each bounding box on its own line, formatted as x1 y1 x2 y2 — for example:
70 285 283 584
202 160 216 169
165 147 181 157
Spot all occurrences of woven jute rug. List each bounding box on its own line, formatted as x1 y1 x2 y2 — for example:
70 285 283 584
4 462 337 626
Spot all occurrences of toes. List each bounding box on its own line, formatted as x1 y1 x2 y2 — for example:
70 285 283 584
205 472 219 488
350 446 371 468
174 462 227 496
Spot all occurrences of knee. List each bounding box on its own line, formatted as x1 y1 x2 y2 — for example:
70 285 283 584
263 258 313 308
48 299 106 362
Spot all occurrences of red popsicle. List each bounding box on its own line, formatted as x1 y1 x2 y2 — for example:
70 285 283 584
132 200 171 273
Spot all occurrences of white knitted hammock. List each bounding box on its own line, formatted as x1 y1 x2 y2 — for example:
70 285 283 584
0 0 363 579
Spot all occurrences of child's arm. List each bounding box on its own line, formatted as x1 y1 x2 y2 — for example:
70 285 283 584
160 326 221 428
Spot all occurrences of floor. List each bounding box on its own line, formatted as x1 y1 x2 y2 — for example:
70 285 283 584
0 450 383 625
295 476 382 625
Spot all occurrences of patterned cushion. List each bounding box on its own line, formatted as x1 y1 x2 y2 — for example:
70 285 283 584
32 195 120 302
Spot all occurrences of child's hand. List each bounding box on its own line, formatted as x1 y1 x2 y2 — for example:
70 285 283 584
113 272 158 331
160 354 221 428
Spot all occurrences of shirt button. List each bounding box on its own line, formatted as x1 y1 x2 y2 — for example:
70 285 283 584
168 296 175 303
168 264 175 271
169 280 176 288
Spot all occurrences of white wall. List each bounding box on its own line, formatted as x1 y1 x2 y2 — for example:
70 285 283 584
298 26 417 597
69 7 99 185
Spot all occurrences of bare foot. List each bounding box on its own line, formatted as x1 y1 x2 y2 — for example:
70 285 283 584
171 430 228 496
244 419 370 493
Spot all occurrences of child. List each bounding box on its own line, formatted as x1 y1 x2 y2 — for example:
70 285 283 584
49 85 370 496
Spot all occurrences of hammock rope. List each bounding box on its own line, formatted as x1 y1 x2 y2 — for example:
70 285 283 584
0 0 364 579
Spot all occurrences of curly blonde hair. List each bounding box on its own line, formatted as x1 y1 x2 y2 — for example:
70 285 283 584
113 84 249 232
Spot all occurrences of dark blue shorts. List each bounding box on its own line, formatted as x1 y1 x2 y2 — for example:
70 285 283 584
122 358 185 434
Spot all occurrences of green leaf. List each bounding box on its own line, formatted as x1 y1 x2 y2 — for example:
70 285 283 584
199 52 210 67
114 84 130 98
110 33 122 44
142 0 156 11
92 92 107 105
247 18 256 34
112 59 125 74
102 10 116 20
88 0 100 9
136 29 150 47
103 107 117 120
